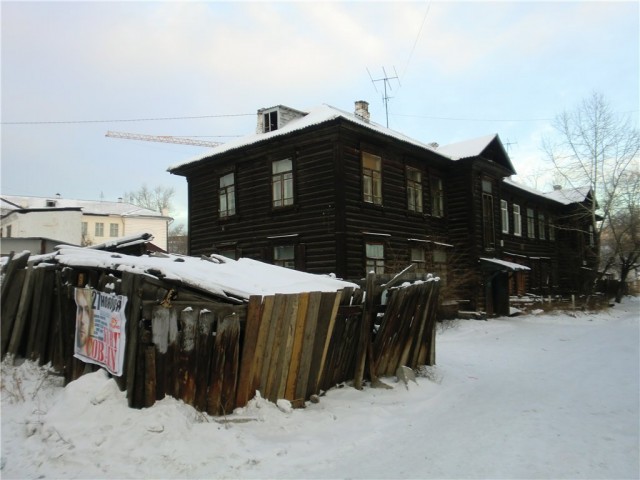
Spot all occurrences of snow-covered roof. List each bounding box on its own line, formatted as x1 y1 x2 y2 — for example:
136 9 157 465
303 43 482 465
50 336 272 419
541 186 591 205
436 134 499 160
169 104 442 172
1 195 170 218
480 257 531 272
35 247 358 302
503 178 592 206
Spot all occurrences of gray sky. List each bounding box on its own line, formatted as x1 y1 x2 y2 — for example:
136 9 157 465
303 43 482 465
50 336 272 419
2 1 638 227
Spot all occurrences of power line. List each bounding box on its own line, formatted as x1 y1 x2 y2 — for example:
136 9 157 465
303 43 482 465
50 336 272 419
401 1 432 80
1 112 254 125
392 113 555 122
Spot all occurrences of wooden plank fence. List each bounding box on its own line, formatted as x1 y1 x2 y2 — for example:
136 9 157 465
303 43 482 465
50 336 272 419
1 253 440 415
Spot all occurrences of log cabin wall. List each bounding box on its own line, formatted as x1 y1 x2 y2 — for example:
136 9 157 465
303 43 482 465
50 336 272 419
185 124 343 275
337 123 450 281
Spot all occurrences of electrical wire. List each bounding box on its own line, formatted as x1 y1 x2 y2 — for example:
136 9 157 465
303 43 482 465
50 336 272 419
1 113 254 125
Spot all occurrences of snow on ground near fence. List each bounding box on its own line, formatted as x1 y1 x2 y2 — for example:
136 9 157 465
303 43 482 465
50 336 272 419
2 298 638 479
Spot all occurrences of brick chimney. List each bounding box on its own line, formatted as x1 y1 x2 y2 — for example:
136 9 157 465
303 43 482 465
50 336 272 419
354 100 370 122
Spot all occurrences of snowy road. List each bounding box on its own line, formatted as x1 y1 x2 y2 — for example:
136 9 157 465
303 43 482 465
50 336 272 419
2 299 638 479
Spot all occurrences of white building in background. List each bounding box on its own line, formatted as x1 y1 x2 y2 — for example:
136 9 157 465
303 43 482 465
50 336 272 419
1 194 172 253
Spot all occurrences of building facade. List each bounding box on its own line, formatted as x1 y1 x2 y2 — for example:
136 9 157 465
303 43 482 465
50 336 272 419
169 101 598 315
1 195 173 252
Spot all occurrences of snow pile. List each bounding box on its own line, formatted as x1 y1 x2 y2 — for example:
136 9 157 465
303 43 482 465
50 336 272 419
2 298 638 479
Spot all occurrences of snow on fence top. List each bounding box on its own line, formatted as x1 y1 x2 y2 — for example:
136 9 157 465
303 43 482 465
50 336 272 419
49 246 358 301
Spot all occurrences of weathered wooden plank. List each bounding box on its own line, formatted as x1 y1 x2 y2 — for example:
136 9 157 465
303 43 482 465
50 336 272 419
220 313 241 415
25 267 46 360
124 273 142 408
316 291 342 390
144 345 156 408
250 295 273 396
294 291 322 400
264 294 291 402
176 307 198 405
236 295 264 407
408 282 434 368
51 270 66 372
353 272 375 389
275 294 299 400
35 268 56 364
259 294 285 398
208 313 241 416
194 309 214 411
306 291 339 397
1 268 27 357
284 292 309 400
151 305 171 400
7 266 35 357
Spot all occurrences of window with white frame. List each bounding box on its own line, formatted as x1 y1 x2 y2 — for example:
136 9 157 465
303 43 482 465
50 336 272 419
362 152 382 205
501 200 509 233
219 172 236 217
513 204 522 236
272 159 294 207
109 223 119 237
263 110 278 132
81 222 88 235
527 208 535 239
95 222 104 237
406 167 423 213
365 242 385 274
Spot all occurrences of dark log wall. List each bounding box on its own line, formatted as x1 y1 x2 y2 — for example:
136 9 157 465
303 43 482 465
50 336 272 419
444 164 481 308
338 125 449 280
177 117 599 308
185 127 342 275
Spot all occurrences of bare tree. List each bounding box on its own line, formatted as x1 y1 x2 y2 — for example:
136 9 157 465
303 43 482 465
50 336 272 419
542 92 640 296
124 185 175 214
601 171 640 301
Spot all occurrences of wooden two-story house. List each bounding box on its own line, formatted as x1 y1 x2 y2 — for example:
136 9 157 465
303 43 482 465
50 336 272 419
169 101 598 316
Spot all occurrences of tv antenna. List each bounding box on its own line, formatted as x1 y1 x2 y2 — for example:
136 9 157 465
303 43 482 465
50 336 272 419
504 139 518 153
367 67 401 128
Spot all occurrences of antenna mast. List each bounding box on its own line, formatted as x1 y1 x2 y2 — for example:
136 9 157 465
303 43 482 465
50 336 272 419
367 66 401 127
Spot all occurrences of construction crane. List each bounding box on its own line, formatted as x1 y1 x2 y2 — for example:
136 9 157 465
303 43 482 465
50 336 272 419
105 130 222 148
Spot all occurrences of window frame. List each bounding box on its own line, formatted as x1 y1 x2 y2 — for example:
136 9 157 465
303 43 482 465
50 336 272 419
527 208 536 239
430 176 444 217
500 200 509 234
365 241 385 274
109 223 119 237
271 158 294 208
406 166 423 213
538 212 546 240
273 244 296 269
219 171 236 218
410 246 426 273
263 110 278 132
95 222 104 237
362 152 382 205
513 204 522 236
482 192 496 249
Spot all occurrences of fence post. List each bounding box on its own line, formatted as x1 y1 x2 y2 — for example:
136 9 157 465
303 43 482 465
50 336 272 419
354 272 376 390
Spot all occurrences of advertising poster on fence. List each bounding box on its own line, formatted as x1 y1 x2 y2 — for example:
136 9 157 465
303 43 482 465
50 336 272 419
74 287 127 376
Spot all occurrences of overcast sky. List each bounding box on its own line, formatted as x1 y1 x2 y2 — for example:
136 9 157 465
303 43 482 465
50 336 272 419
2 1 638 227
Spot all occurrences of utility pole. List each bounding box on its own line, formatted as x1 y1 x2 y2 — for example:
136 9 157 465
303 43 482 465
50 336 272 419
367 67 401 128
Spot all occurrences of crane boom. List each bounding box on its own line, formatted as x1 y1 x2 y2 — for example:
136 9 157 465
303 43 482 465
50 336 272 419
105 130 222 148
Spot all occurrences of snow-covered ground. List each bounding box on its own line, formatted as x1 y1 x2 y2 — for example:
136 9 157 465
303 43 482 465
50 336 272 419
2 297 638 479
